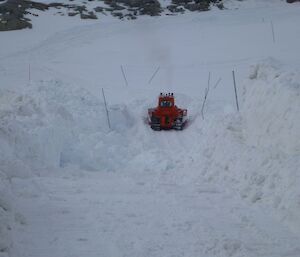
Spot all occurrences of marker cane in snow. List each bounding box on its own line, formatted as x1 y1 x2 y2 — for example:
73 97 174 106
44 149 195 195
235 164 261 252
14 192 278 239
148 66 160 84
29 64 31 82
271 21 275 43
201 87 209 120
102 88 111 130
213 77 222 89
121 65 128 87
232 70 239 112
201 71 211 120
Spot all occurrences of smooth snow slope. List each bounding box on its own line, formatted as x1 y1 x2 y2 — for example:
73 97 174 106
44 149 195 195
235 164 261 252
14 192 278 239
0 1 300 257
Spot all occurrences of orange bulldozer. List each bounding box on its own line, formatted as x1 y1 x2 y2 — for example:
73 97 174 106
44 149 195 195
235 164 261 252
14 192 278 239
148 93 187 131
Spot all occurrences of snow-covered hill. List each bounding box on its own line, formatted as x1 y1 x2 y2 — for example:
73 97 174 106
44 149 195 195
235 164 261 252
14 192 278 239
1 1 300 257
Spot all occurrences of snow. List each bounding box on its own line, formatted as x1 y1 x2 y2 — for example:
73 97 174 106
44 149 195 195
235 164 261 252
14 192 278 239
243 59 300 155
0 172 13 257
0 1 300 257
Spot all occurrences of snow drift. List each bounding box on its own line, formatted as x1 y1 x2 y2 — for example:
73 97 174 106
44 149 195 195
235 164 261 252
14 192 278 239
0 79 138 173
198 59 300 233
241 60 300 231
0 172 13 257
243 59 300 155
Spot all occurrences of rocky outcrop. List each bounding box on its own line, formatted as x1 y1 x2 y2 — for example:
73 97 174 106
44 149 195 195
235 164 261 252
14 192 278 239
103 0 162 19
0 0 224 31
80 11 98 19
0 0 102 31
168 0 223 13
0 0 48 31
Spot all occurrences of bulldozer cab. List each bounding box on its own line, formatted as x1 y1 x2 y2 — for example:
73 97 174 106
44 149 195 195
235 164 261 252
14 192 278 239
158 93 174 108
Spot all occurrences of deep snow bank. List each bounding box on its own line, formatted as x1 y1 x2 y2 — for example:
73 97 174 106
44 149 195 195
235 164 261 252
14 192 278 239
0 172 13 257
0 80 123 255
197 59 300 233
240 60 300 231
243 59 300 155
0 80 137 173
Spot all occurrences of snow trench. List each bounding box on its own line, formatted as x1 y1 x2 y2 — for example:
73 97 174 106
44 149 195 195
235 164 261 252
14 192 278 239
0 61 299 251
0 61 298 172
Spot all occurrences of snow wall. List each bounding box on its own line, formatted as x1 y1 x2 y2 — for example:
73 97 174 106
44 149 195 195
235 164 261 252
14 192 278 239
198 59 300 234
0 172 13 257
241 59 300 232
243 59 300 156
0 80 123 256
0 80 132 174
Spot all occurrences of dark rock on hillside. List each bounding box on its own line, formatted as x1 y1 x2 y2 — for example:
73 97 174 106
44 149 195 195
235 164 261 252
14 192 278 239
104 0 162 19
0 0 102 31
139 1 161 16
0 16 32 31
0 0 48 31
74 5 88 13
167 5 185 13
170 0 223 12
68 12 78 16
104 1 125 11
94 6 104 12
69 5 101 19
0 0 225 31
111 11 124 18
80 11 97 19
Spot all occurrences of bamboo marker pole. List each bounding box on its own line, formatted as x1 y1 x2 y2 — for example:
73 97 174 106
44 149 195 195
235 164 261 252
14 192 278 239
213 77 221 89
232 70 239 112
148 66 160 84
102 88 111 130
121 65 128 86
201 72 211 120
271 21 275 43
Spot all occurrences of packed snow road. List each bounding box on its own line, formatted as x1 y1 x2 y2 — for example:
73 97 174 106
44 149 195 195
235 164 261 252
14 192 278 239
1 1 300 257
